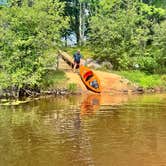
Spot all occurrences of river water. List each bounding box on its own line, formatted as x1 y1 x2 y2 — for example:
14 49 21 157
0 94 166 166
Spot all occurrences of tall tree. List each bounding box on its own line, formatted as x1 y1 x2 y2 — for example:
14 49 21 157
60 0 99 45
152 20 166 73
0 0 68 90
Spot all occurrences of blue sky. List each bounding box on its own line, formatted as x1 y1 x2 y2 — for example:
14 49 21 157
0 0 7 5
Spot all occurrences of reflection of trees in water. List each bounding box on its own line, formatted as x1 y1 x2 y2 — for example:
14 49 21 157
1 95 166 165
45 94 101 165
50 109 95 165
0 95 95 165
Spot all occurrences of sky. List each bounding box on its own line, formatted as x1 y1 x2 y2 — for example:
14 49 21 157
0 0 7 5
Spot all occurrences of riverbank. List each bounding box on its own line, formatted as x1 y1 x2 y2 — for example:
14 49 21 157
64 69 166 94
0 65 165 103
0 50 166 103
0 69 75 100
65 48 166 93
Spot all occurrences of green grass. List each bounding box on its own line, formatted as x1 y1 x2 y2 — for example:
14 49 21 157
115 71 166 88
67 83 78 93
64 46 95 59
41 69 67 89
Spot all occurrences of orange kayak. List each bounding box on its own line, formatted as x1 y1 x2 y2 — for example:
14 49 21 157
79 66 101 93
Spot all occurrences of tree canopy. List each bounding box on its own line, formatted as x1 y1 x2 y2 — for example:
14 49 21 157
0 0 68 89
0 0 165 93
88 0 166 73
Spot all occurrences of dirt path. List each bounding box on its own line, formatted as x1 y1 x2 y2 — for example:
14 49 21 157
58 54 135 94
65 70 135 94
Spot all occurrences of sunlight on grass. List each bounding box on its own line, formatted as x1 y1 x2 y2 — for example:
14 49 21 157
64 46 95 59
115 71 166 88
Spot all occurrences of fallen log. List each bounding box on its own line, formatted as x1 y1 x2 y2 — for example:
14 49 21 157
58 50 74 68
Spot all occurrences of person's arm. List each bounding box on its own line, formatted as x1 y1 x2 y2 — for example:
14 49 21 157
80 54 84 65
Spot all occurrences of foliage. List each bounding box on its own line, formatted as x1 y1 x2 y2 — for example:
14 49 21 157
67 83 77 92
152 20 166 74
88 0 166 73
151 0 166 8
116 70 166 88
40 69 67 89
0 0 166 94
60 0 100 45
64 46 95 59
0 0 68 89
129 56 158 73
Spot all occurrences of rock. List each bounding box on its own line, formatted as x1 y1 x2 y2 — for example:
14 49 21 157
131 86 145 94
60 89 68 95
86 58 93 64
87 61 102 69
146 88 155 93
123 89 128 93
120 79 130 84
101 61 113 70
154 87 165 92
85 58 102 69
136 87 145 94
85 58 113 70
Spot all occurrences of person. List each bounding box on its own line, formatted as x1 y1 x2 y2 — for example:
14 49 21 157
73 50 82 72
90 80 99 89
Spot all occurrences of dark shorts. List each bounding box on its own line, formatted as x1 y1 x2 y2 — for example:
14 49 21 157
74 60 80 64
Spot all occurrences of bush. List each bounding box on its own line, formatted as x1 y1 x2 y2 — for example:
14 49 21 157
131 56 158 73
0 0 68 89
40 70 66 89
67 83 77 92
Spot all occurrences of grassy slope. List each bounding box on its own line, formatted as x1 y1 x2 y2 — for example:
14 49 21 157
64 46 95 59
115 71 166 88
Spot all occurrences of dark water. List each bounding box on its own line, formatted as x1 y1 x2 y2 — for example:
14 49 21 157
0 94 166 166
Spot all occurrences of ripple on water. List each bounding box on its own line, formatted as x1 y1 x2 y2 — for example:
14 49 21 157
0 94 166 166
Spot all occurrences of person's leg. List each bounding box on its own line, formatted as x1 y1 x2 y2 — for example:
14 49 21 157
77 62 80 69
73 61 77 72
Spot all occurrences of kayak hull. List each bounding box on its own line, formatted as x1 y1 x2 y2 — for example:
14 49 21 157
79 66 101 93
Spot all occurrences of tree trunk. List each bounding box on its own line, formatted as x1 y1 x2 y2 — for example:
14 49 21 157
79 2 82 46
79 2 86 46
74 0 80 45
65 35 67 46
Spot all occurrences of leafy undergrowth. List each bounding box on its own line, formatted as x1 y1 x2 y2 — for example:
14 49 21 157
67 83 78 93
40 69 67 89
153 0 166 8
115 71 166 88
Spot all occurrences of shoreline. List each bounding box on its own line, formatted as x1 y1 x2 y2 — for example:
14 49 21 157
0 85 165 106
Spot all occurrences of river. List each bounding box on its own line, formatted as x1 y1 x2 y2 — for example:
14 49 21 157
0 93 166 166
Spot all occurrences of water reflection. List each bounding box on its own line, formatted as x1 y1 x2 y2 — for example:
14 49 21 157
80 94 101 115
0 94 166 166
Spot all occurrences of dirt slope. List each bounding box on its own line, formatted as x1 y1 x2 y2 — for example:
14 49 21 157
66 70 134 94
58 53 135 94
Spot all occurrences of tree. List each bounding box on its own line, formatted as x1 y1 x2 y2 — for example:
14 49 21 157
60 0 99 45
152 20 166 73
88 0 166 72
0 0 68 91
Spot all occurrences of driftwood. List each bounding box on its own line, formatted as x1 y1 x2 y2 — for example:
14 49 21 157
58 50 74 68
